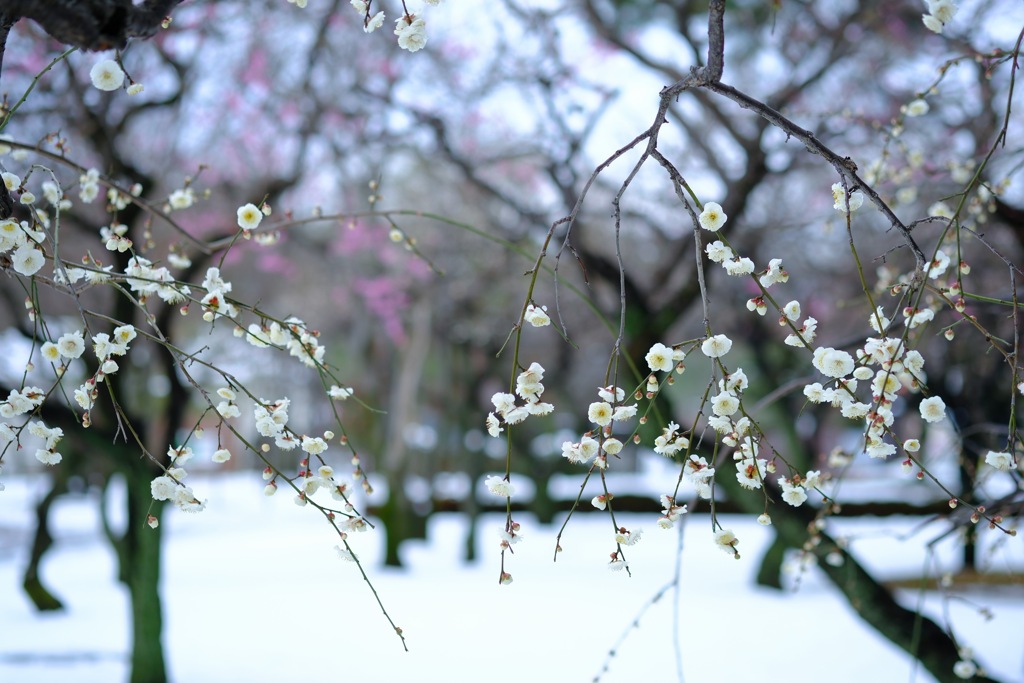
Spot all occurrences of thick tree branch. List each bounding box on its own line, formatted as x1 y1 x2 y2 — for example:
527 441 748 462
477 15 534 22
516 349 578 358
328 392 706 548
0 0 182 51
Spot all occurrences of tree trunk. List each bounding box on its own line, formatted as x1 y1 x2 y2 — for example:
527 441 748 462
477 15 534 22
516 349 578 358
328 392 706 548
717 472 1001 683
124 482 167 683
107 454 168 683
22 477 66 611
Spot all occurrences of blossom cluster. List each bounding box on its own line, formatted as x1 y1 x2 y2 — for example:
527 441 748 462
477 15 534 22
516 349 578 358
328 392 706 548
0 391 62 466
150 446 206 513
0 218 46 276
237 317 327 368
0 160 364 529
485 362 554 438
347 0 445 52
802 310 944 463
561 385 637 468
656 494 687 529
0 322 138 473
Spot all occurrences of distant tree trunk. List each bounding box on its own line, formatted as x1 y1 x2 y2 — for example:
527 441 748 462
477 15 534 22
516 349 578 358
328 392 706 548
22 478 65 611
379 299 434 566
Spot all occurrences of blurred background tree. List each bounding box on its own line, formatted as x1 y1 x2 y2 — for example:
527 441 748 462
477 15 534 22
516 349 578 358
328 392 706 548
0 1 1021 682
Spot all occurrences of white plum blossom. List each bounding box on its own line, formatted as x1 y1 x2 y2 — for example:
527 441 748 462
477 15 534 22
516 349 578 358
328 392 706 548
485 413 502 437
919 396 946 423
524 304 551 327
485 475 515 498
705 240 733 263
602 437 623 455
984 450 1017 472
785 317 818 347
57 331 86 359
759 259 788 287
645 342 674 373
151 475 178 501
698 202 727 231
654 421 689 457
43 180 69 206
394 16 427 52
952 660 977 680
735 456 767 489
714 528 739 556
723 368 748 392
561 436 600 464
12 244 44 276
657 495 688 529
254 398 290 438
780 479 808 506
168 188 195 210
923 0 958 32
711 390 739 417
905 99 929 117
515 362 545 399
615 527 642 546
926 251 951 280
832 182 864 213
867 439 897 459
329 385 353 400
588 401 613 426
236 203 263 230
701 334 732 358
598 385 625 402
90 59 125 91
612 404 637 421
927 0 958 23
813 347 855 379
868 306 890 333
803 382 827 403
491 392 516 417
723 256 755 276
364 11 385 32
904 307 935 328
40 342 60 363
301 435 328 455
113 325 137 346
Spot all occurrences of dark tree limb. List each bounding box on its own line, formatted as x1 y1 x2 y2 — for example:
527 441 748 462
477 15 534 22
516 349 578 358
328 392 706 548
0 0 183 51
0 17 13 217
718 467 1003 683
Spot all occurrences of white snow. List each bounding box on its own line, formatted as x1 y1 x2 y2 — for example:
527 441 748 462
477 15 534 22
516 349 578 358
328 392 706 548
1 473 1021 682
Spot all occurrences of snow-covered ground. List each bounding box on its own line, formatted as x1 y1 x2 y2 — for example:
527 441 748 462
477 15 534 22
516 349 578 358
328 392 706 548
1 473 1022 683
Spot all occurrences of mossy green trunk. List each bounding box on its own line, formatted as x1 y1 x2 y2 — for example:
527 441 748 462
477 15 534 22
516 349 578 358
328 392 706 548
118 456 168 683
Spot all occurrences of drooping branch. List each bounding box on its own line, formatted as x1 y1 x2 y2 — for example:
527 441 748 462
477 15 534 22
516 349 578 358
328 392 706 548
649 0 927 272
702 79 928 270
